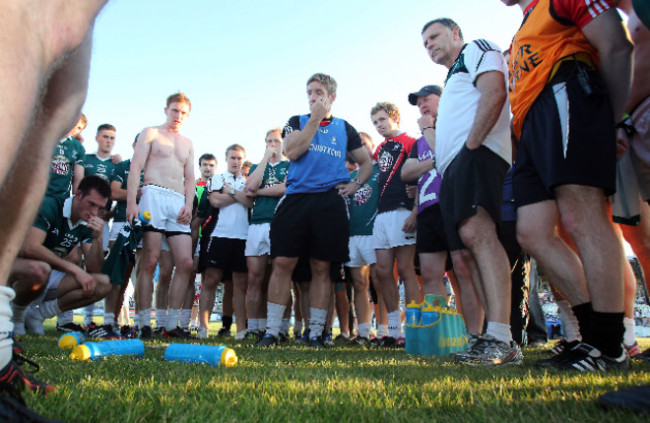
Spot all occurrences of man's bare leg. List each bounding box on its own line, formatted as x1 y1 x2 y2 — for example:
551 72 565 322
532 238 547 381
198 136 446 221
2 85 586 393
256 257 297 345
154 250 173 330
136 232 163 331
164 234 194 332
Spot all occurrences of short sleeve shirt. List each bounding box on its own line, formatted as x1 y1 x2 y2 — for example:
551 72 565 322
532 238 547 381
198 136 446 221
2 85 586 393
46 137 86 199
33 196 93 258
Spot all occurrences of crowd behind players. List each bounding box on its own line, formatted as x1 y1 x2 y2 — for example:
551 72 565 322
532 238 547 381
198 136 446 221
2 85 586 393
8 1 650 375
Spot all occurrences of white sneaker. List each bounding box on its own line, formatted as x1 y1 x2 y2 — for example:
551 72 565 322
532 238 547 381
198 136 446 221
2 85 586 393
24 307 45 336
196 326 208 339
234 330 247 341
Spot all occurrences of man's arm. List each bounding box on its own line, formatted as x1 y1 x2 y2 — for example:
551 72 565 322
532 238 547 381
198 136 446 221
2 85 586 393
80 216 105 273
111 180 127 202
581 8 633 122
284 99 331 160
246 158 269 194
465 70 508 149
338 146 373 197
177 143 195 225
126 129 151 224
401 157 434 182
72 164 85 192
255 183 286 198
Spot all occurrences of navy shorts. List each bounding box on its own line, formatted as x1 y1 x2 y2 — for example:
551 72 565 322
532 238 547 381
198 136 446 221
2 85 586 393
270 189 350 263
439 145 508 251
513 61 616 208
205 237 247 274
416 203 449 254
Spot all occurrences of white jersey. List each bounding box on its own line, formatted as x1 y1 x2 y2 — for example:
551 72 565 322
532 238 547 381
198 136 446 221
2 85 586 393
207 171 249 240
436 39 512 175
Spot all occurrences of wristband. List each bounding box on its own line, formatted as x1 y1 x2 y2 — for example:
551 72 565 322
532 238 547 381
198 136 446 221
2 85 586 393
422 126 435 132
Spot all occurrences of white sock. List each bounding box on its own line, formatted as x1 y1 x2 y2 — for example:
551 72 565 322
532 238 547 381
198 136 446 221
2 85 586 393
293 320 303 335
309 307 328 339
387 310 402 339
557 300 581 342
248 318 259 332
39 299 62 320
11 303 27 326
155 308 167 328
133 314 140 327
138 309 151 328
179 309 192 329
486 321 513 344
0 287 16 369
623 317 636 346
281 318 290 334
378 324 389 338
165 308 180 331
259 318 267 332
358 322 372 338
83 303 95 325
104 312 115 327
265 302 286 338
57 309 74 325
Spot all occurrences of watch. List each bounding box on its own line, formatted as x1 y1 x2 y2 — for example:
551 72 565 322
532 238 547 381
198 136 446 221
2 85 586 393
353 178 363 186
230 188 236 196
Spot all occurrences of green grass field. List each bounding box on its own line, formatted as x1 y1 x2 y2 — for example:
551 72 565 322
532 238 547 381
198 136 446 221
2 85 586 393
15 321 650 423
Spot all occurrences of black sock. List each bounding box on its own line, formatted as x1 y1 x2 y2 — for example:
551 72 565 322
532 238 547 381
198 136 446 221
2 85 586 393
571 302 593 344
591 311 624 357
222 315 232 330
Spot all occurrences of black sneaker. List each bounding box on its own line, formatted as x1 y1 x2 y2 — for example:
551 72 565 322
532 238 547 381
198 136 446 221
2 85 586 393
322 332 334 347
56 322 86 333
378 336 400 348
548 338 580 356
599 384 650 414
152 327 165 337
0 360 55 399
295 329 310 344
255 334 278 347
0 392 63 422
121 325 138 338
86 323 124 339
162 327 194 339
278 332 289 343
454 335 523 366
308 336 326 349
139 325 153 339
537 342 629 372
217 327 231 337
350 336 372 347
246 330 264 342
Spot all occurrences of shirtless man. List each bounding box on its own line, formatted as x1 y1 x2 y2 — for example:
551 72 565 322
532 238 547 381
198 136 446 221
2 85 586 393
127 92 195 339
0 1 107 413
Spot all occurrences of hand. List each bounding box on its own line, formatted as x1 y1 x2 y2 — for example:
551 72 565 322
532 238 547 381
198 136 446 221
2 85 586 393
418 115 435 132
111 154 123 164
177 205 192 225
402 213 417 233
86 216 105 239
263 145 277 161
126 203 140 226
246 190 257 198
310 97 331 122
405 185 417 199
336 181 359 197
616 128 629 159
465 140 481 150
74 269 96 297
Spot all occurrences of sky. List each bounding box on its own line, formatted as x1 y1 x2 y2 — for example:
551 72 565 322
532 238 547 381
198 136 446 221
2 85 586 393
82 0 525 175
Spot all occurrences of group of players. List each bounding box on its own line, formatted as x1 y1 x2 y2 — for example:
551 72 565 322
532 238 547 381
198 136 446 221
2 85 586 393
1 0 650 418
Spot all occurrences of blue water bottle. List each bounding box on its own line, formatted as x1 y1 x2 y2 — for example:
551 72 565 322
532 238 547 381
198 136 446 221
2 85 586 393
70 339 145 361
420 303 440 326
138 211 151 224
164 343 238 367
58 331 85 349
405 301 422 326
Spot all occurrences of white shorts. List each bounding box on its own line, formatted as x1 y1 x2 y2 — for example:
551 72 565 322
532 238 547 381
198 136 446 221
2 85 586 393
346 235 377 267
109 221 126 242
245 223 271 257
373 208 416 250
34 270 66 304
139 185 191 235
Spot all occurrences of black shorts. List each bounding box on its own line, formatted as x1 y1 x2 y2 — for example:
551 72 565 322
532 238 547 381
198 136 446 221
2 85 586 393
416 203 449 254
270 189 349 262
439 145 509 251
291 255 345 283
204 237 247 274
513 61 616 208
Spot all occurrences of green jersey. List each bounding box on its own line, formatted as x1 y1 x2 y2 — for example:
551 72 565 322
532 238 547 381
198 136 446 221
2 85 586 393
33 196 93 258
348 162 379 236
46 137 86 199
81 153 116 183
249 160 290 224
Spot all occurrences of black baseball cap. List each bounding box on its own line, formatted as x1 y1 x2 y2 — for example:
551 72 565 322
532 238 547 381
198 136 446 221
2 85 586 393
408 85 443 106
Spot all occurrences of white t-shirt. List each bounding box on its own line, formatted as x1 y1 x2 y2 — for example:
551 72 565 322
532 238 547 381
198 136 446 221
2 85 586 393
436 39 512 175
207 171 249 240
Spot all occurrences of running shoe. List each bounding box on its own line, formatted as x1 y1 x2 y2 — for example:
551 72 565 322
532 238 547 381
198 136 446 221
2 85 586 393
152 327 165 337
255 334 278 348
86 323 124 339
216 327 231 337
322 332 334 347
162 327 194 339
548 338 580 356
624 341 642 359
537 342 629 372
0 359 54 399
454 335 523 366
350 336 372 347
55 322 86 333
196 327 209 339
139 325 153 339
308 336 326 349
295 329 310 344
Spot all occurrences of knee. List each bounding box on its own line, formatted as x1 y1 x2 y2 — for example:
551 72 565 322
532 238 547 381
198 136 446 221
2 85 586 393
95 275 112 298
30 262 52 285
141 254 160 275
